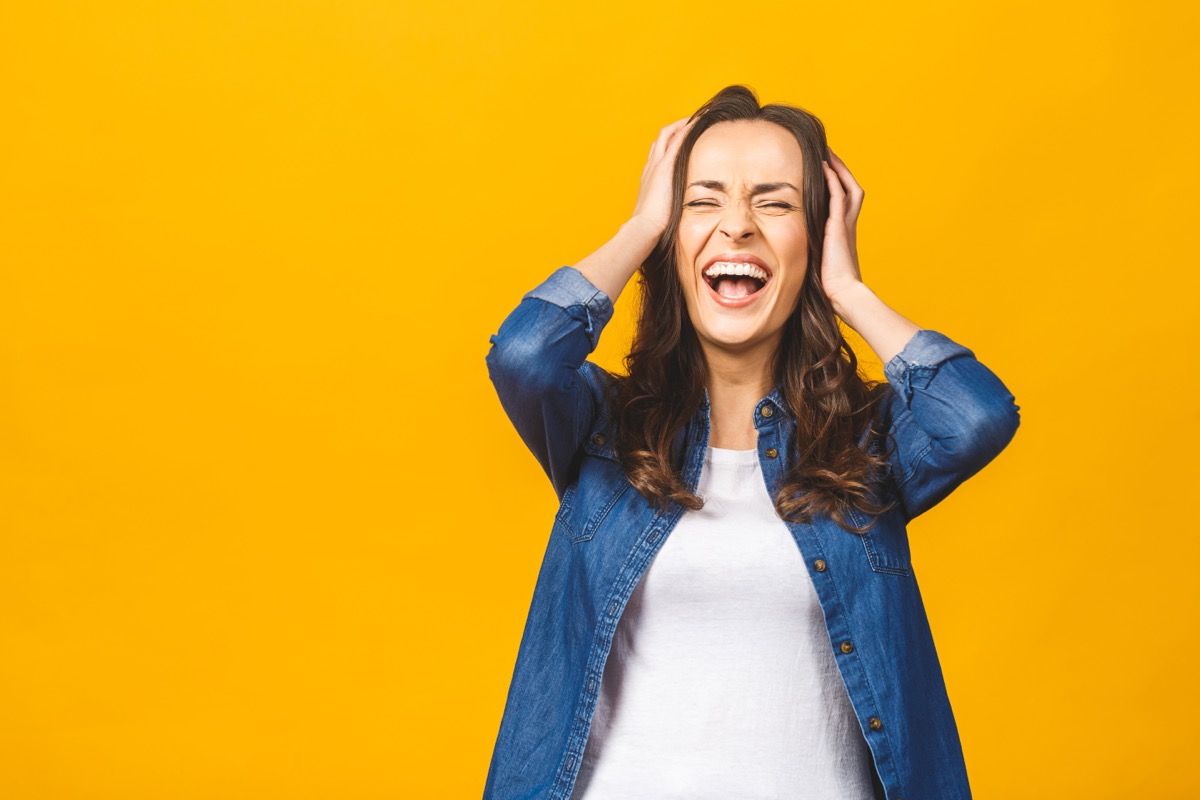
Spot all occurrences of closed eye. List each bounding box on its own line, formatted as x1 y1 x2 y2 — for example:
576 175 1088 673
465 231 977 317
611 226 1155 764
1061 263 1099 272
686 201 794 209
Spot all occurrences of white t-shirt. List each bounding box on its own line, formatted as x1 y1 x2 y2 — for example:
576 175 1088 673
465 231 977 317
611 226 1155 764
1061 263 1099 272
570 445 879 800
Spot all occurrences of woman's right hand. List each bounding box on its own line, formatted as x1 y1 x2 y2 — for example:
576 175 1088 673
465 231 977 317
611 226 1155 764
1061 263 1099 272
630 116 697 236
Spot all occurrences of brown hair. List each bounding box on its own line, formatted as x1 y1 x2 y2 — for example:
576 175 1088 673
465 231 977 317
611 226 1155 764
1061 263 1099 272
604 84 899 533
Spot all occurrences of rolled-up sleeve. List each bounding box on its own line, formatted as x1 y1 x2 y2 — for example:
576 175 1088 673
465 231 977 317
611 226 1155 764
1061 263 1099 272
881 329 1021 521
486 266 616 500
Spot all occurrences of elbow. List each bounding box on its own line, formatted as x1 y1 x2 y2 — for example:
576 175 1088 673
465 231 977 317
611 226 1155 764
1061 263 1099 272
487 296 596 399
989 391 1021 449
486 329 558 399
958 392 1021 470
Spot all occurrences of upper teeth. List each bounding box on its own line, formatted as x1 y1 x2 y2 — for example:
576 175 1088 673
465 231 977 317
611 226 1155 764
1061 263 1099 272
704 261 769 281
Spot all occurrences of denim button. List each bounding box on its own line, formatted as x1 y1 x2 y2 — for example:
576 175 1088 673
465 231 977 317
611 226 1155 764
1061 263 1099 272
591 433 606 445
840 640 854 654
765 447 778 458
868 716 883 731
814 559 827 572
761 405 774 417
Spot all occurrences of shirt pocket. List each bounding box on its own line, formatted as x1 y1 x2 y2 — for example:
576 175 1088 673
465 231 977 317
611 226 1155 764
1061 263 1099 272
556 428 631 545
847 503 913 577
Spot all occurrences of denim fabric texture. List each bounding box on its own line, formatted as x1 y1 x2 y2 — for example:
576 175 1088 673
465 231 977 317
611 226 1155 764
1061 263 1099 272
483 265 1021 800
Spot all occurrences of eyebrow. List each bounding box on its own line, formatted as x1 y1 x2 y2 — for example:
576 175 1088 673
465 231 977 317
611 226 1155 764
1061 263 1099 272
686 180 800 195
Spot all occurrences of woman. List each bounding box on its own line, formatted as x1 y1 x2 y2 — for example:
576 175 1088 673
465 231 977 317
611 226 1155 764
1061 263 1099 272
483 85 1019 800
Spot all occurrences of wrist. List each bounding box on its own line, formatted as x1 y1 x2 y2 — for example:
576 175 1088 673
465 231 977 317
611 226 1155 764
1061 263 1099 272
829 280 871 321
623 215 665 246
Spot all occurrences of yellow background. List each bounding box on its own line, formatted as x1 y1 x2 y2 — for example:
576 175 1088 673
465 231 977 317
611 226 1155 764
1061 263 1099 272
2 1 1197 797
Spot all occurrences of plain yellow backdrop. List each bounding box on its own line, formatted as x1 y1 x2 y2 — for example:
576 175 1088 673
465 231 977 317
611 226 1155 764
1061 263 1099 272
1 1 1197 797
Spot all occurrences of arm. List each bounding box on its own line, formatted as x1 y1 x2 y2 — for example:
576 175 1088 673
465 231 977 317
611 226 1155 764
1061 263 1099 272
876 328 1021 521
485 118 692 500
485 215 659 500
573 215 660 308
832 281 1020 523
485 265 617 501
820 153 1020 521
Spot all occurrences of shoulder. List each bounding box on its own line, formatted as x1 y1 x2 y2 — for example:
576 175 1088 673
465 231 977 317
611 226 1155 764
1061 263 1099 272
580 360 623 408
579 361 626 444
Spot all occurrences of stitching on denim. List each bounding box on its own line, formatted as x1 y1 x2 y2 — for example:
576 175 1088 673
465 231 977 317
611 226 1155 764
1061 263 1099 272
572 481 630 544
811 519 902 792
554 427 708 798
896 441 933 489
554 502 689 798
849 507 911 576
554 485 579 539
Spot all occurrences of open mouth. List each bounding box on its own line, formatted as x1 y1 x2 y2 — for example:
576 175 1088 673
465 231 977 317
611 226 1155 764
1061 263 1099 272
702 265 772 302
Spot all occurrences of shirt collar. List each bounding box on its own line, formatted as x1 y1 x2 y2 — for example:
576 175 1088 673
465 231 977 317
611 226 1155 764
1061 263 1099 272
698 381 789 426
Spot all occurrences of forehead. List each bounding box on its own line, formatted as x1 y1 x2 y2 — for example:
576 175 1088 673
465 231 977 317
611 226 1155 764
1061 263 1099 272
686 120 805 186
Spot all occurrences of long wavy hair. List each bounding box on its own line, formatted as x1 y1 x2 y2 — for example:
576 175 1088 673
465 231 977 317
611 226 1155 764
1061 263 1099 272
603 84 899 534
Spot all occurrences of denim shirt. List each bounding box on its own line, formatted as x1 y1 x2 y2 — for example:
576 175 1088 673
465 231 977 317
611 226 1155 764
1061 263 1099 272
483 266 1021 800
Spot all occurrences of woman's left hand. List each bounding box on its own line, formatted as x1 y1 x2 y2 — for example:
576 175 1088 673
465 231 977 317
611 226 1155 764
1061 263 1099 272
820 149 866 307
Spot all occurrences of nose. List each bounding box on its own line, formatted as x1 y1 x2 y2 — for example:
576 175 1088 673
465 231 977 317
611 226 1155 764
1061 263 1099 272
717 201 756 241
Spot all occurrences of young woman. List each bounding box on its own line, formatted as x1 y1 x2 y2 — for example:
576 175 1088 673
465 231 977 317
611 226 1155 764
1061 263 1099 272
483 85 1019 800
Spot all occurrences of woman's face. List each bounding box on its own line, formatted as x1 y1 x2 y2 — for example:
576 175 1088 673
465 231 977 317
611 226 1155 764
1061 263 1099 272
675 119 810 354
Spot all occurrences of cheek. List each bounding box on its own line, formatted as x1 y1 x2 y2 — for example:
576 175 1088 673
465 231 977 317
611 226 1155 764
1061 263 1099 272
776 223 808 255
673 261 699 304
677 217 714 252
674 265 693 295
780 268 808 306
675 225 711 285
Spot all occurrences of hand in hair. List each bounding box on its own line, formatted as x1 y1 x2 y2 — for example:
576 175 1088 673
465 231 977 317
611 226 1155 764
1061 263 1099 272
820 149 866 307
631 115 697 235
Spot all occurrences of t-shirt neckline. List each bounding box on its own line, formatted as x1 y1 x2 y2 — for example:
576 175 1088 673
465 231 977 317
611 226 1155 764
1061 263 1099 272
707 445 760 465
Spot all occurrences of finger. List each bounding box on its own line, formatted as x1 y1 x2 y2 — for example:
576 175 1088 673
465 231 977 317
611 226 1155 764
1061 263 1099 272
653 117 696 165
666 116 696 145
823 160 846 218
650 130 668 160
662 117 691 139
827 149 864 211
666 120 692 152
651 117 689 159
826 150 854 183
825 154 864 224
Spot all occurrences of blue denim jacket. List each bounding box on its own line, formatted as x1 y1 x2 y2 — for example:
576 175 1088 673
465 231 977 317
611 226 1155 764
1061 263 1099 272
483 266 1020 800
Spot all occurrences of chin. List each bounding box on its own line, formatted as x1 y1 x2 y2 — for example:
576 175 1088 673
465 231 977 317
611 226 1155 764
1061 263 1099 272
699 320 767 348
